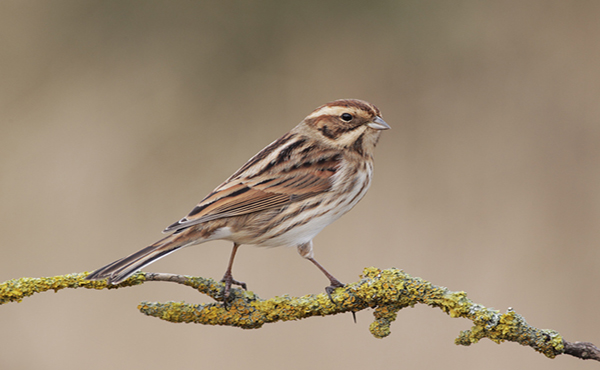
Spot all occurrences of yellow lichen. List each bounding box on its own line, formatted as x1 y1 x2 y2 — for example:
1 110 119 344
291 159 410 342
1 268 565 359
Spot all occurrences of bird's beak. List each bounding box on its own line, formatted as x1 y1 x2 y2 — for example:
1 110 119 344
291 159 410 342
367 116 391 130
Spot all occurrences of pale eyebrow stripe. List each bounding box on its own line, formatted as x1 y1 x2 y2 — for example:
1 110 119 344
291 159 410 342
306 106 358 119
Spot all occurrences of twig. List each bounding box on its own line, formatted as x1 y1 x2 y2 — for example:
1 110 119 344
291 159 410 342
563 341 600 361
0 267 597 361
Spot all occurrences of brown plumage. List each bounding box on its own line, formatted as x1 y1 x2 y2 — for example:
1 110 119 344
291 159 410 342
86 99 390 301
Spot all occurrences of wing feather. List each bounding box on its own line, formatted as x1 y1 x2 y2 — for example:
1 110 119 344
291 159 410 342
163 148 341 233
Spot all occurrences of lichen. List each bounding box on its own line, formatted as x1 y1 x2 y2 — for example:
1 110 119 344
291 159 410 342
0 268 565 358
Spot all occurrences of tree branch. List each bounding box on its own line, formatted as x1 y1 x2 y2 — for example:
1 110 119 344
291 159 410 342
1 267 597 361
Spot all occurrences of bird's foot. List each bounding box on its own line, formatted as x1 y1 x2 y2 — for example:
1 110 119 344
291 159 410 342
220 273 247 307
324 278 345 303
325 279 356 322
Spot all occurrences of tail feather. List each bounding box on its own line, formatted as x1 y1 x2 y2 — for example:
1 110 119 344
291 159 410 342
86 233 192 284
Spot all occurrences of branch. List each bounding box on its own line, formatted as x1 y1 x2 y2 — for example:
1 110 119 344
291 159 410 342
1 267 597 361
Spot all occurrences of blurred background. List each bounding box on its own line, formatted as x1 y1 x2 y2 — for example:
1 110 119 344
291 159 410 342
1 1 599 369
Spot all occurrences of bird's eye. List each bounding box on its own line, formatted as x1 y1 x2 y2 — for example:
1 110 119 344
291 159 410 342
340 113 353 122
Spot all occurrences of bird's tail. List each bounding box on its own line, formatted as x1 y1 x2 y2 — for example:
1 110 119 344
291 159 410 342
85 231 194 284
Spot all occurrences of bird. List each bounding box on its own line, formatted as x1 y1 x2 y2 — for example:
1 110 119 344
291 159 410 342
86 99 390 303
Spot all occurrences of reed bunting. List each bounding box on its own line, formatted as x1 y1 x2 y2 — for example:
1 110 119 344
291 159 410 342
86 99 390 302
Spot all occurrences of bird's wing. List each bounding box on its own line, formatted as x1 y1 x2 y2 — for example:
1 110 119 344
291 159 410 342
163 153 341 233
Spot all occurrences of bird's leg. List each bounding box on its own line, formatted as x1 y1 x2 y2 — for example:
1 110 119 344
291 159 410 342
304 254 356 322
297 241 344 298
220 243 247 306
306 256 344 295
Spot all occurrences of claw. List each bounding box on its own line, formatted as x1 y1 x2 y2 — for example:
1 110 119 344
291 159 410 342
324 279 345 303
324 280 355 322
220 274 247 307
